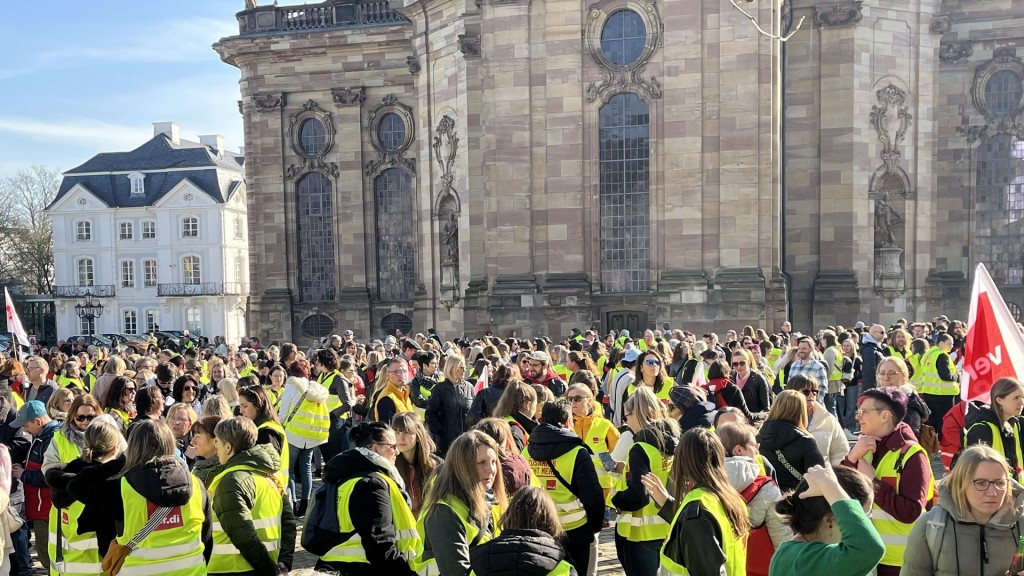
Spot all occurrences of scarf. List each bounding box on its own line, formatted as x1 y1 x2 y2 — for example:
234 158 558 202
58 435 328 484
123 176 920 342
355 446 411 506
60 419 88 450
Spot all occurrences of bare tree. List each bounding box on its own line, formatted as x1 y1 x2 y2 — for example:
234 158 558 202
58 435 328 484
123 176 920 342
0 165 60 294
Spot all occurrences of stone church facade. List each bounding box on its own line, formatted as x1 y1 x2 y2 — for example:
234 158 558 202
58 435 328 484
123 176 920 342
215 0 1024 342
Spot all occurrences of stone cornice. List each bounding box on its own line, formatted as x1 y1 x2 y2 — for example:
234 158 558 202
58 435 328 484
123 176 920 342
813 1 862 29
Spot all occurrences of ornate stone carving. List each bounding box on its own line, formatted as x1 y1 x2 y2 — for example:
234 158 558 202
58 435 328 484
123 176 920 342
406 56 421 75
874 191 903 249
929 15 949 35
939 41 972 64
972 52 1024 123
781 0 793 36
285 99 337 180
331 87 365 106
870 83 912 174
237 100 243 114
586 66 663 104
365 95 416 177
432 115 461 214
433 115 461 309
286 158 339 180
957 123 989 144
252 92 285 111
814 1 862 29
458 34 481 58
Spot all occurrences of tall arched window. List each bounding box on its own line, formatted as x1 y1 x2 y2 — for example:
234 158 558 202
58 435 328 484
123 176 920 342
599 93 650 293
77 258 94 286
182 256 201 284
374 168 415 301
976 134 1024 285
297 172 336 302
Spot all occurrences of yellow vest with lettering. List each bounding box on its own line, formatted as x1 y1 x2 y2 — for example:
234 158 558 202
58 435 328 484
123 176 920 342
48 499 100 576
868 443 935 567
116 474 206 576
918 347 959 396
523 444 589 531
611 442 673 542
321 471 420 566
659 487 747 576
207 464 284 573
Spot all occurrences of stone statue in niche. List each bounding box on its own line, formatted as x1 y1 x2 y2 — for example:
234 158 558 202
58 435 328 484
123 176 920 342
441 210 459 264
874 192 903 248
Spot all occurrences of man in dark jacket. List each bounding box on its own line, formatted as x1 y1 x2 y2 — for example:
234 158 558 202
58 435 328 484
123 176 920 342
22 356 57 406
522 399 603 574
525 352 567 397
11 401 60 571
859 324 887 391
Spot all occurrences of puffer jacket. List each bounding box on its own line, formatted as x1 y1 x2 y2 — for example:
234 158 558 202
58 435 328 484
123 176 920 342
724 456 790 548
523 424 604 536
757 419 825 492
678 400 716 432
425 378 475 455
965 404 1023 475
469 529 577 576
210 443 296 574
277 376 329 448
49 454 126 555
468 381 508 425
902 481 1024 576
611 420 680 513
22 419 60 521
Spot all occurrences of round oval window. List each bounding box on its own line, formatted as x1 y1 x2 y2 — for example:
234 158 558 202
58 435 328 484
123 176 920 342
985 69 1024 117
299 118 327 155
301 314 334 338
600 10 647 67
381 313 413 337
377 112 406 152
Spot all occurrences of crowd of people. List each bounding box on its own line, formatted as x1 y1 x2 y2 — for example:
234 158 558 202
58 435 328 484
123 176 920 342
0 315 1020 575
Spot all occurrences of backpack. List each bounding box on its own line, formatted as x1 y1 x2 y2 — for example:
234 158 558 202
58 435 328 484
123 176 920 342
740 475 776 576
301 480 347 556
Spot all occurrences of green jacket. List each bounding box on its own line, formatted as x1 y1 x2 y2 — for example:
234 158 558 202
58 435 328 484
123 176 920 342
191 457 224 488
210 444 296 574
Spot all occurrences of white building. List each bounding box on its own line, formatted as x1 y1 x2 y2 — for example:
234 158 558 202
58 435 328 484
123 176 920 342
47 122 249 343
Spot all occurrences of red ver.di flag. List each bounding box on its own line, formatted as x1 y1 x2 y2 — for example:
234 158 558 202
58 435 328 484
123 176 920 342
961 263 1024 402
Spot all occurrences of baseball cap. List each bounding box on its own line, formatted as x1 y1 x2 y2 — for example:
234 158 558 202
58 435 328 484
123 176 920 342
527 351 551 364
11 400 47 428
343 330 354 337
854 321 866 330
620 329 630 338
623 348 640 363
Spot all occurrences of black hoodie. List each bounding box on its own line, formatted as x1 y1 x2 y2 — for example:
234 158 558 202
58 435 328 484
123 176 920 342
523 424 604 536
678 401 716 433
49 454 126 555
469 529 576 576
757 419 825 492
966 404 1023 473
317 449 416 576
78 456 213 562
611 420 680 512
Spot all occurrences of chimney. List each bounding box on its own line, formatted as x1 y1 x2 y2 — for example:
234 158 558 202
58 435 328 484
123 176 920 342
153 121 180 145
199 134 225 157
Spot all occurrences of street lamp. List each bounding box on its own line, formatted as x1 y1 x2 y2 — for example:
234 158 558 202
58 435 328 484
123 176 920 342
74 293 104 337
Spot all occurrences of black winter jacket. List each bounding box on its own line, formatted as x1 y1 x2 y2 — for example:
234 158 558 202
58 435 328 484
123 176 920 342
757 419 825 492
426 378 475 455
966 405 1023 473
523 424 604 536
468 383 508 425
469 529 577 576
52 454 126 554
678 401 716 433
318 449 416 576
611 421 679 512
410 373 438 409
733 371 772 416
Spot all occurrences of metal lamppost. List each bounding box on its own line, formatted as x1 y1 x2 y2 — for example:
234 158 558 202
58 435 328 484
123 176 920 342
74 293 104 337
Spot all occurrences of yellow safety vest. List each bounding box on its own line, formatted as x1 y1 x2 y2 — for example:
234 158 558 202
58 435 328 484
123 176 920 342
553 365 572 382
106 408 131 431
887 346 906 360
264 386 281 411
116 474 206 576
580 417 616 492
828 346 844 382
868 443 935 567
321 472 420 565
238 365 257 379
611 442 673 542
317 371 346 415
659 487 747 576
374 389 415 422
282 395 330 445
207 464 284 573
966 420 1024 480
523 444 589 531
412 497 495 576
53 430 82 464
257 420 291 485
57 376 85 390
470 560 573 576
907 353 924 385
918 348 959 396
48 500 100 576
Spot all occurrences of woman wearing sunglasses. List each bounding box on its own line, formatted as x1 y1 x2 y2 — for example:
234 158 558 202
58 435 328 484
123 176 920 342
42 394 101 472
787 374 849 466
707 358 760 424
102 375 137 432
731 348 772 417
566 383 620 497
632 350 672 404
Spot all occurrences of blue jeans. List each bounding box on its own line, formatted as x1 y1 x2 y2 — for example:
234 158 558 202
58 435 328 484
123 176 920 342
615 534 661 576
824 392 840 419
288 444 314 502
11 520 31 576
841 383 860 431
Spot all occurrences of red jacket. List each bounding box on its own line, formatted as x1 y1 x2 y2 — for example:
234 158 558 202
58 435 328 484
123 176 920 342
22 420 60 522
941 400 985 473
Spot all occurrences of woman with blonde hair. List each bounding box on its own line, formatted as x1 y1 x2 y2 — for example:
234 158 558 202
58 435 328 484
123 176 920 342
567 383 619 496
426 353 475 455
46 387 75 421
757 390 825 491
611 387 680 576
218 377 240 411
469 485 575 576
902 444 1024 576
392 411 441 516
474 417 531 497
413 430 508 576
202 393 232 420
965 377 1024 480
492 380 538 451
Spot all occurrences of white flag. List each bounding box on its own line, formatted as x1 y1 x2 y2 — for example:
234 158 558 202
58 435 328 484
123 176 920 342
4 288 30 361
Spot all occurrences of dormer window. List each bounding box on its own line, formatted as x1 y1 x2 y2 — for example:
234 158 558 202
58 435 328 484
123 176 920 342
128 172 145 196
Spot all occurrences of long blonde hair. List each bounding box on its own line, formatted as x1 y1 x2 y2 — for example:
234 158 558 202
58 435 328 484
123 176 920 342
767 390 808 430
422 431 508 527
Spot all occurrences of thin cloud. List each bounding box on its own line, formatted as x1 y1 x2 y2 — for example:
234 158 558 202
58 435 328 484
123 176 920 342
0 117 151 151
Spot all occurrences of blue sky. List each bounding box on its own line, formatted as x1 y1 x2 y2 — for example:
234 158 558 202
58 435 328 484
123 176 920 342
0 1 244 177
